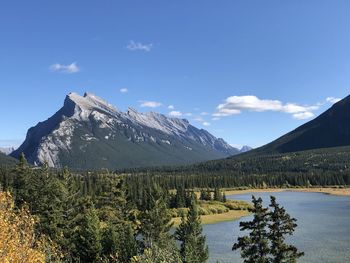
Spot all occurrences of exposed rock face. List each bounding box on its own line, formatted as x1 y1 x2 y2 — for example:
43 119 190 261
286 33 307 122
12 92 239 169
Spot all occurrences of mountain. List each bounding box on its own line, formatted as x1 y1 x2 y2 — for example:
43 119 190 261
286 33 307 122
0 147 15 155
248 95 350 155
239 145 253 153
11 92 239 169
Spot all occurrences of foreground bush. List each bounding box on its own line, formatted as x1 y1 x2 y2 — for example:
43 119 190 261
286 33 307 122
0 192 58 263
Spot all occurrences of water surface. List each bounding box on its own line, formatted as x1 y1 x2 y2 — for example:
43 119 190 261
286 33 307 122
204 191 350 263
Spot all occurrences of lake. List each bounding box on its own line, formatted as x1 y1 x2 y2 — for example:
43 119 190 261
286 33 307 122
204 191 350 263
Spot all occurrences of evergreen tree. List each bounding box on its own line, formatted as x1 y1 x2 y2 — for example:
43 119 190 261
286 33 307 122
213 188 222 201
139 184 173 248
268 196 304 263
222 192 227 202
232 196 270 263
71 198 102 262
101 221 137 263
13 153 31 206
175 201 209 263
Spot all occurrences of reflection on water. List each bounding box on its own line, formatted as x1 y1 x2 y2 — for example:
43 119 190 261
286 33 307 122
204 191 350 263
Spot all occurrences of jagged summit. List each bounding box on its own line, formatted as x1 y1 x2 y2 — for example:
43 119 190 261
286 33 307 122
65 92 118 119
12 92 239 169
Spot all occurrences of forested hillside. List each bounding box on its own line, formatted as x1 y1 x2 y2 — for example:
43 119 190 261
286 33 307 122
248 95 350 154
123 146 350 189
0 152 17 166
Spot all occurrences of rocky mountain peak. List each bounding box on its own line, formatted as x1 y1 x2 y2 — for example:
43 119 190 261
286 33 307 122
11 91 240 169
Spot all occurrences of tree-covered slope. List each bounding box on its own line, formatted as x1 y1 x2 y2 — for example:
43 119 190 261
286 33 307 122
0 152 17 166
249 95 350 155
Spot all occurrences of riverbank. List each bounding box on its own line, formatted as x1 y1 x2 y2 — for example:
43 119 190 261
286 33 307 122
223 187 350 197
172 187 350 226
172 209 250 226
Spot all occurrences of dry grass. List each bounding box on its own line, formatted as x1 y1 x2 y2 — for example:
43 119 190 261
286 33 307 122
172 209 250 226
289 187 350 196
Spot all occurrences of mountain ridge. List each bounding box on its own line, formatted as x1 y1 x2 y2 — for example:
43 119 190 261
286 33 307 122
236 94 350 157
11 92 239 169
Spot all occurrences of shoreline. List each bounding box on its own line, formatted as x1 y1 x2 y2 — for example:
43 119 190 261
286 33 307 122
223 187 350 197
174 187 350 226
172 209 250 226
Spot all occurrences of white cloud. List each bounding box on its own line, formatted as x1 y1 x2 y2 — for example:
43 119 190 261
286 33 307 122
50 62 80 74
139 100 162 108
168 105 175 110
202 122 210 126
293 112 314 120
212 117 220 121
200 112 209 116
120 88 128 93
127 40 153 52
193 117 204 122
169 111 182 117
193 116 210 126
184 112 193 116
213 95 319 120
326 97 341 104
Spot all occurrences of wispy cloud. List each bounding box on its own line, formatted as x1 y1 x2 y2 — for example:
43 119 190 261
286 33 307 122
127 40 153 52
139 100 162 108
169 111 182 117
50 62 80 74
184 113 192 117
292 112 314 120
120 88 128 93
192 116 210 126
168 105 175 110
213 95 319 120
326 97 341 104
200 112 209 116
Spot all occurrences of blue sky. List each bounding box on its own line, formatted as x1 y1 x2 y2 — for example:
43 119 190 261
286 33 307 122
1 0 349 148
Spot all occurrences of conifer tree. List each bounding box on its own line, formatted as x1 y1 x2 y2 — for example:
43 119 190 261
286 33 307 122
268 196 304 263
13 153 31 206
232 196 270 263
222 192 227 202
139 184 173 248
175 201 209 263
71 197 102 262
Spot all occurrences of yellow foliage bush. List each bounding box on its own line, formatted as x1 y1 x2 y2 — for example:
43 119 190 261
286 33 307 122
0 192 46 263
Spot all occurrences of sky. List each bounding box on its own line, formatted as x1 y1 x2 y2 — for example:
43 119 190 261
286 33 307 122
1 0 350 149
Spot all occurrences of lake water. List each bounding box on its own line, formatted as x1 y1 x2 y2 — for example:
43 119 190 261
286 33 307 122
204 191 350 263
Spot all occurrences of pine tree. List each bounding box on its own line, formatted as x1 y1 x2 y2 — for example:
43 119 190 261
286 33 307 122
232 196 270 263
175 201 209 263
101 221 137 263
213 188 222 201
268 196 304 263
139 184 173 249
13 153 31 206
222 192 227 202
71 198 102 262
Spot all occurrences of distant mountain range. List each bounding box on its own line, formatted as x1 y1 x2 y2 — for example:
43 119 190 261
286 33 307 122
239 145 253 153
11 92 241 169
0 147 15 155
247 94 350 155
